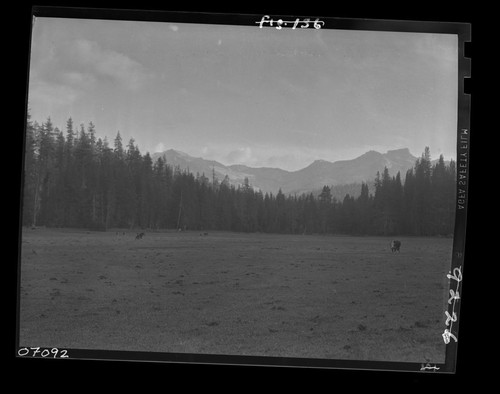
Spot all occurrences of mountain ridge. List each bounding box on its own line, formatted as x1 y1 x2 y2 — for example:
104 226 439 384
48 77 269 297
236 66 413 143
151 148 421 195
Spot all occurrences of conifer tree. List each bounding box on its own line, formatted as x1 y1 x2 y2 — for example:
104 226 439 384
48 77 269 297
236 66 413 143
22 111 37 226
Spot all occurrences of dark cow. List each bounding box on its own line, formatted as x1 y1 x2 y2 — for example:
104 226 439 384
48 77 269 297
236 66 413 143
391 240 401 252
135 232 145 240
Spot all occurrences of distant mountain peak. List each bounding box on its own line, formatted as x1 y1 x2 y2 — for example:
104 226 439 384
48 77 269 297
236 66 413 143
384 148 416 165
165 149 191 158
385 147 413 158
309 159 332 167
386 147 411 154
359 150 383 159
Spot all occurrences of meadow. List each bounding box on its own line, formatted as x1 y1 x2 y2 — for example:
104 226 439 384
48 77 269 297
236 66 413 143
18 228 453 363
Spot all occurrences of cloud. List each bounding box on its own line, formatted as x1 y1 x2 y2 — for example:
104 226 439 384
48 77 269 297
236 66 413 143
196 144 317 171
29 79 80 109
60 71 97 87
154 142 165 153
225 147 253 164
28 36 152 119
28 68 98 117
71 39 150 90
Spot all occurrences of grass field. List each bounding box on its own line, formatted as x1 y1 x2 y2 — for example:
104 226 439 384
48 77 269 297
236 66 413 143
18 228 453 363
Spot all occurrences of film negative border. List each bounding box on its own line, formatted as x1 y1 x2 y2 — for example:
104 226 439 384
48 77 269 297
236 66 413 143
441 23 471 372
20 6 472 373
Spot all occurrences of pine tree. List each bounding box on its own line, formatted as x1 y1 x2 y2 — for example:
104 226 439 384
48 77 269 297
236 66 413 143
318 185 332 233
139 152 153 228
65 117 74 150
50 129 66 225
413 147 433 235
403 168 416 234
61 117 77 226
431 155 447 234
125 138 142 229
114 131 124 159
100 136 115 229
392 172 404 234
36 118 56 226
22 111 38 226
355 182 371 234
111 131 127 227
72 123 94 227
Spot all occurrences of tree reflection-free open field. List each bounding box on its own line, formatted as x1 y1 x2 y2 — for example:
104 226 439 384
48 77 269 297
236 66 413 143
18 229 452 363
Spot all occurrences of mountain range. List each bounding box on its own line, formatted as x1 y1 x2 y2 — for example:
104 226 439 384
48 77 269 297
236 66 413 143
151 148 419 196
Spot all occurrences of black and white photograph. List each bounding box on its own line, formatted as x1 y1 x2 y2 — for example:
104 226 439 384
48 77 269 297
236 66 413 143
16 7 471 372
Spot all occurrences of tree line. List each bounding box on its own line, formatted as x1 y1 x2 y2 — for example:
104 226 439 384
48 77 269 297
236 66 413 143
21 115 456 236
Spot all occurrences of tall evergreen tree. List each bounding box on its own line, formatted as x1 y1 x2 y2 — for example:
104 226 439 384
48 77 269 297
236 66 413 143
318 185 332 233
36 118 56 226
22 111 38 226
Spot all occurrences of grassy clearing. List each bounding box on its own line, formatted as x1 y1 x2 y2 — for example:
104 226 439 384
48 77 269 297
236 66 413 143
18 228 453 363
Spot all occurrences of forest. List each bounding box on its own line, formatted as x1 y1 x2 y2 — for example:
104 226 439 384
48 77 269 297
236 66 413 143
21 115 457 236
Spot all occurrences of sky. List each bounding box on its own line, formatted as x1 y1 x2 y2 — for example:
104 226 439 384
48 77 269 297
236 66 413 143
28 16 458 171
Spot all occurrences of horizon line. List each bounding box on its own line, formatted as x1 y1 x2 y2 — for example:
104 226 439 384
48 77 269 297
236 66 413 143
151 146 453 173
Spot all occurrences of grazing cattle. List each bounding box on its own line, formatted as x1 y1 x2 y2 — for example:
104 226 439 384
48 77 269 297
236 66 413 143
135 232 145 240
391 240 401 252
